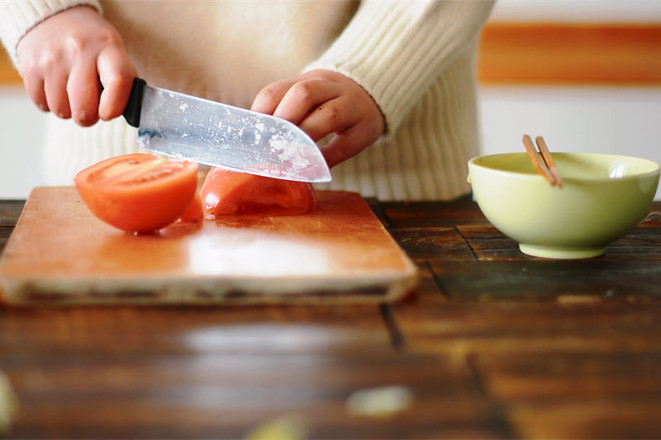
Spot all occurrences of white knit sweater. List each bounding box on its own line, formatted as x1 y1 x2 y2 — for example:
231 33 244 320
0 0 494 201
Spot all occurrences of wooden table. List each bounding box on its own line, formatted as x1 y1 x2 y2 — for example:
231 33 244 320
1 198 660 439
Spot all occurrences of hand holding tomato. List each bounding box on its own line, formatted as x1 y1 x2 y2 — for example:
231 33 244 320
251 69 385 168
16 5 137 126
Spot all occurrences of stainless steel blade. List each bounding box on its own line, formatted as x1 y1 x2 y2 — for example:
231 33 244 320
136 85 331 183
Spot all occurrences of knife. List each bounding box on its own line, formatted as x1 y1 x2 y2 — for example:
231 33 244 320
121 78 331 183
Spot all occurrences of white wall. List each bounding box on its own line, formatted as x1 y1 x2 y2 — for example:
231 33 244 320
490 0 661 23
0 86 46 199
478 85 661 201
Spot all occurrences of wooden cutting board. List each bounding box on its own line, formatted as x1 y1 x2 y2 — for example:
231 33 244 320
0 187 418 305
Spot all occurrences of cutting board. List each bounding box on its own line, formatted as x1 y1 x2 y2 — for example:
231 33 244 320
0 187 418 306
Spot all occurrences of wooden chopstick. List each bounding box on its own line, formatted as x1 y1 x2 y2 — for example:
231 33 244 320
535 136 563 187
523 134 556 186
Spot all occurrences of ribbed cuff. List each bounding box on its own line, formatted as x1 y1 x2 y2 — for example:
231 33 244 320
0 0 102 65
305 0 494 135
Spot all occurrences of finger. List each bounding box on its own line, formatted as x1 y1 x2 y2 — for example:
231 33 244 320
320 124 377 168
16 37 50 112
44 69 71 119
250 78 295 115
67 60 101 126
97 45 137 120
298 96 356 142
22 76 49 112
272 79 342 125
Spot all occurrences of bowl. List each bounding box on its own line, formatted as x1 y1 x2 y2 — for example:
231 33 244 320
467 152 660 259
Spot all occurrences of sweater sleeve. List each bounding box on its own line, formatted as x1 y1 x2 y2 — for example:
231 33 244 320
0 0 102 65
304 0 494 135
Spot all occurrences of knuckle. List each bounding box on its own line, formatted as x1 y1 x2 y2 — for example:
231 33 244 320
102 70 135 92
18 41 58 74
116 68 135 83
290 82 315 104
17 55 38 77
64 34 86 56
66 28 122 57
254 85 279 106
319 102 343 123
38 45 64 70
97 28 123 46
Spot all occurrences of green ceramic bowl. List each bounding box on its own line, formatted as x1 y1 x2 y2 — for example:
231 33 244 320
467 152 660 259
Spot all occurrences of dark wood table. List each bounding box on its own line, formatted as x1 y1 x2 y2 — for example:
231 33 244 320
1 198 661 439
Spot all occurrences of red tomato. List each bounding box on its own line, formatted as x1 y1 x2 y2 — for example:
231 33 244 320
74 153 199 233
176 192 203 224
200 167 317 217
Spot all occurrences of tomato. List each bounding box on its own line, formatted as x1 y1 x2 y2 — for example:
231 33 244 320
74 153 199 233
176 192 203 224
200 167 317 217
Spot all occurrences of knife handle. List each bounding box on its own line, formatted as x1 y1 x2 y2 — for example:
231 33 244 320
122 77 146 128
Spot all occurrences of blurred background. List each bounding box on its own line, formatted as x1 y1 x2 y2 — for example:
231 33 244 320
2 0 661 199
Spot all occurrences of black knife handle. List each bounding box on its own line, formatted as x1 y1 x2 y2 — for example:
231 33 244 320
122 77 146 128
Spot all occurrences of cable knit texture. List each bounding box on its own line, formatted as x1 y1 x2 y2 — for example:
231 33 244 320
0 0 494 201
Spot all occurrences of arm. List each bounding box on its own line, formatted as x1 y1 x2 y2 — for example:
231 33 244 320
252 0 495 167
0 2 136 126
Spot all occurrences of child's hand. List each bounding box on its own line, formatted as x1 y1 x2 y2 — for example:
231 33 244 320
16 6 137 126
251 69 385 168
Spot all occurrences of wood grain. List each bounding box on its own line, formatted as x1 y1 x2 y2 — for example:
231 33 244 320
475 352 661 439
0 306 506 439
0 187 417 305
1 199 661 439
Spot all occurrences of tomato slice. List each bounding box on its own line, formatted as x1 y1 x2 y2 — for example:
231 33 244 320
176 192 203 224
200 167 317 217
74 153 199 233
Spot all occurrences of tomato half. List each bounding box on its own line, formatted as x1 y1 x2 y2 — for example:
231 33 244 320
74 153 199 233
176 192 203 224
200 167 317 217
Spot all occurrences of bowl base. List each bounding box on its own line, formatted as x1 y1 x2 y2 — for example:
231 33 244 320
519 244 605 260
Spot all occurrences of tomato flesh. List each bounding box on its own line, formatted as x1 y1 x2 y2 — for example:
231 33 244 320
176 192 203 224
200 167 317 217
75 153 199 233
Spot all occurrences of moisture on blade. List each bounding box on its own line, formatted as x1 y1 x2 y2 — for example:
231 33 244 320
136 86 331 183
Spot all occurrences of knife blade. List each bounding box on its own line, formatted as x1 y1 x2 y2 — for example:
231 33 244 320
122 78 331 183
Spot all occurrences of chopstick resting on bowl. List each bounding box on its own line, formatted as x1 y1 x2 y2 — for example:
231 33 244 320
523 135 564 187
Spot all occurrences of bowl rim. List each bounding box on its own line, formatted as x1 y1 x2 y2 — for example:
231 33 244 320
468 152 660 182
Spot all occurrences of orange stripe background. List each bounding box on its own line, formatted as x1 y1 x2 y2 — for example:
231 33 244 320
478 23 661 85
0 48 19 84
